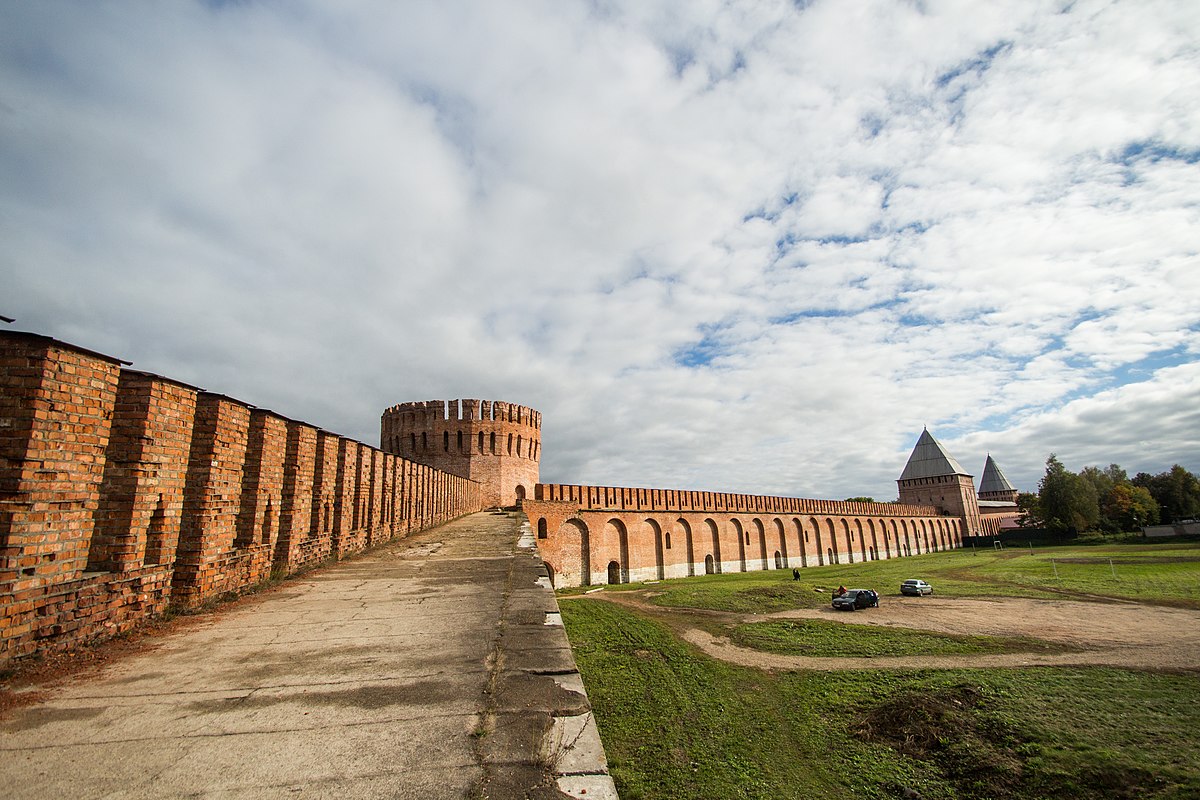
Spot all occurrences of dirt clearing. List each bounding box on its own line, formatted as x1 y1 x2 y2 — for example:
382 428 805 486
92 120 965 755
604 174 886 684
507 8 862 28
582 592 1200 673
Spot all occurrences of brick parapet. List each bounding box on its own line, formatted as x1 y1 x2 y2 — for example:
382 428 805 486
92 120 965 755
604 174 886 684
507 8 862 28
0 330 484 665
88 371 198 573
0 335 121 589
533 482 940 518
276 421 318 569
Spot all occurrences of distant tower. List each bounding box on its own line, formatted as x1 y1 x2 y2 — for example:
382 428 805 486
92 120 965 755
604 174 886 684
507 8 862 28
978 454 1019 503
897 428 982 536
381 399 541 508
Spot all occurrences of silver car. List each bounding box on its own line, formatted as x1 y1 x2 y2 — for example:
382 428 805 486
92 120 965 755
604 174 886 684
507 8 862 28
900 579 933 596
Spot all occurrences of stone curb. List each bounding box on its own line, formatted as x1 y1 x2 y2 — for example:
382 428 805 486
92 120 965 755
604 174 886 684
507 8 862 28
480 519 618 799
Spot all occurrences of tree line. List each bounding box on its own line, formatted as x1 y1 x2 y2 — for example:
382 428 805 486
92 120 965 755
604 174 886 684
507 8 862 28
1018 456 1200 535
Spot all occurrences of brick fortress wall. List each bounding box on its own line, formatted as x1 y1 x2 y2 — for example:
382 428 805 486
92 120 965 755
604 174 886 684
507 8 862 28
0 331 483 665
524 483 964 588
381 399 540 508
898 473 983 537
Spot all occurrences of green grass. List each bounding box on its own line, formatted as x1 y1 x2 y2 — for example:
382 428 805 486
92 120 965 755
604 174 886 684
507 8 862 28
641 541 1200 613
561 598 848 799
562 600 1200 800
726 619 1068 658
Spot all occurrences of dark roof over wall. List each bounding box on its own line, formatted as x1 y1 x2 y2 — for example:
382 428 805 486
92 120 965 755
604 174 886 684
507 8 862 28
979 454 1017 493
899 428 971 480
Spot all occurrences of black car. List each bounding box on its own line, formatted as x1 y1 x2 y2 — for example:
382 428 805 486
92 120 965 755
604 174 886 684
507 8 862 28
832 588 879 611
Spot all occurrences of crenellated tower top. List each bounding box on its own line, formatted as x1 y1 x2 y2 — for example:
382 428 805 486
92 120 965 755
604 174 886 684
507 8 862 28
381 399 540 508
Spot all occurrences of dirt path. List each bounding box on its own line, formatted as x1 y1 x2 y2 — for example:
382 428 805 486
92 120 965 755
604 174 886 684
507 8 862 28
575 591 1200 673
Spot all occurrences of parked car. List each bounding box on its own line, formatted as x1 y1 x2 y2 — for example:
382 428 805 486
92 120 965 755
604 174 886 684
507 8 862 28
832 588 879 611
900 579 933 596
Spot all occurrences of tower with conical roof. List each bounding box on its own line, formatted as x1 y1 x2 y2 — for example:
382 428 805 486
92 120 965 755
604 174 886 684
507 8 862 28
979 454 1018 503
897 428 982 536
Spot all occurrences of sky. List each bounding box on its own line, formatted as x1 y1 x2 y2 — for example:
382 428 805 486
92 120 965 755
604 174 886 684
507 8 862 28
3 0 1199 502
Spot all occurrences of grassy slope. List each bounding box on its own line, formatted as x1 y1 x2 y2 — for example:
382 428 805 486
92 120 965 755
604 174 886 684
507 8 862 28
562 540 1200 799
564 601 1200 800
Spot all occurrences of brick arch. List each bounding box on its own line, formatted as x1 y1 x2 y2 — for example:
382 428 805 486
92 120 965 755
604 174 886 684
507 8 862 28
676 517 695 577
730 518 747 572
703 518 721 574
825 518 838 565
557 518 590 587
600 518 629 584
645 518 665 581
791 518 808 568
772 518 789 568
809 516 824 566
753 518 768 570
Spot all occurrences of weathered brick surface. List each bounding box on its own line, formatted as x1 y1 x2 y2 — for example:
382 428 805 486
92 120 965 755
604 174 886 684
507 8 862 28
170 393 251 607
88 372 198 573
381 399 540 508
0 334 121 589
276 420 317 570
525 484 963 588
332 438 360 557
0 332 482 665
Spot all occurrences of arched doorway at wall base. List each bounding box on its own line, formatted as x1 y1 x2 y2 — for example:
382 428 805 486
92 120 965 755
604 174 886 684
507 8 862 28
607 560 621 585
543 561 556 588
774 550 783 570
704 554 715 575
827 548 834 564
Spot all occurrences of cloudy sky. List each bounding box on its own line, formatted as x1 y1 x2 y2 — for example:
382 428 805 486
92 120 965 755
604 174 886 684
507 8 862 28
3 0 1198 501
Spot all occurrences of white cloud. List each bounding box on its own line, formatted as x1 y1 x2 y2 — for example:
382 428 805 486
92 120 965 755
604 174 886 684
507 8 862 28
2 0 1198 504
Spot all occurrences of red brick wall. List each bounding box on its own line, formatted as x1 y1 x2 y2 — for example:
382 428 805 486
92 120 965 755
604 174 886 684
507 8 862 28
898 473 983 536
276 421 318 570
172 394 252 606
0 331 484 665
525 484 963 589
88 371 197 573
381 398 541 507
0 334 121 589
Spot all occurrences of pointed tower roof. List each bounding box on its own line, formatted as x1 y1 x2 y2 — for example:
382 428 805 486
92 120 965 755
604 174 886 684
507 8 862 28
899 428 970 481
979 454 1016 494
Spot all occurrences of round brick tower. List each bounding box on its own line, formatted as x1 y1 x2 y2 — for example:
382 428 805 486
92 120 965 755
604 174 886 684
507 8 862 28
381 399 541 508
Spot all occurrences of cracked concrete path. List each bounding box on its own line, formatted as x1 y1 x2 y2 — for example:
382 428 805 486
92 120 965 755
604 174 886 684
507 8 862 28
0 512 616 800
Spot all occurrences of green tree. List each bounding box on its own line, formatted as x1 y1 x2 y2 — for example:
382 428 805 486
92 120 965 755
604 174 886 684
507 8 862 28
1080 464 1124 532
1037 454 1099 535
1016 491 1042 528
1133 466 1200 523
1101 483 1160 531
1128 485 1160 528
844 496 876 503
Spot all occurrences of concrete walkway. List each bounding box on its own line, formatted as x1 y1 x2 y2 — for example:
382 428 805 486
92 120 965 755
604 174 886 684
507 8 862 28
0 512 616 800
